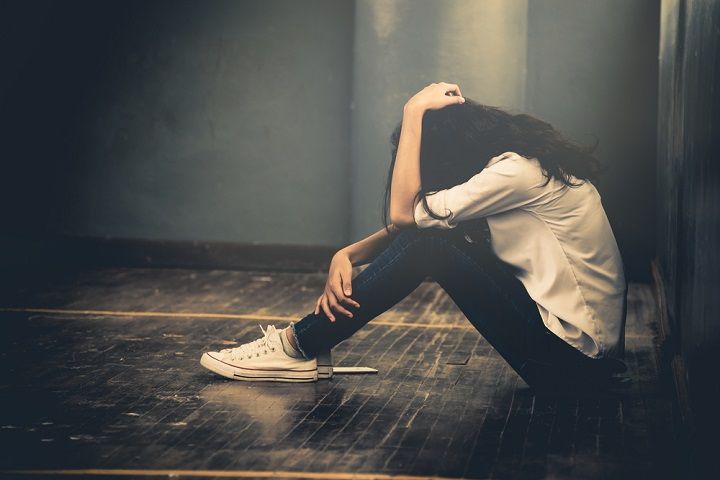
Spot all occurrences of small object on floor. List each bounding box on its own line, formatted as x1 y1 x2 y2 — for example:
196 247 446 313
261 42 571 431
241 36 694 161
316 349 378 377
333 366 379 374
200 324 318 382
316 348 333 379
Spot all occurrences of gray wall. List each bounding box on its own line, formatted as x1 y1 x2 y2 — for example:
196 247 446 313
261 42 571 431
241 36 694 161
1 0 354 246
657 0 720 457
526 0 659 280
2 0 659 280
350 0 528 239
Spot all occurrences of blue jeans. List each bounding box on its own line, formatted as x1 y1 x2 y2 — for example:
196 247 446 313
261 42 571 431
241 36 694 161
291 223 624 393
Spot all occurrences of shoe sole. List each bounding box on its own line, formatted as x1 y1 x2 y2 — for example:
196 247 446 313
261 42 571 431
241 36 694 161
200 353 318 382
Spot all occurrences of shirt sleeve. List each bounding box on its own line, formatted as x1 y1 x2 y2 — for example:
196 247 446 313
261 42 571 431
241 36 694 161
413 156 544 229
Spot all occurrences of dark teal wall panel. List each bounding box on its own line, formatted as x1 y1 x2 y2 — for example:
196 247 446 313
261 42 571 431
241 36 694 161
657 0 720 437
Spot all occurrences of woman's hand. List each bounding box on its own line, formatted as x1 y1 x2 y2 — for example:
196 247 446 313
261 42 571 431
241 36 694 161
314 250 361 323
404 82 465 114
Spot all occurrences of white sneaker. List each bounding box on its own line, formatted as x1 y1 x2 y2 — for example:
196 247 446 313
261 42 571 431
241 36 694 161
200 324 318 382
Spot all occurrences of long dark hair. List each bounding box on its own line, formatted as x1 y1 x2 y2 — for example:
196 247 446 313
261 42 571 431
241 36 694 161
381 98 605 234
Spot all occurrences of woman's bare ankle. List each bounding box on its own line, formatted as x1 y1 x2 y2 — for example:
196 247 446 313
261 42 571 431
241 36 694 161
285 327 299 350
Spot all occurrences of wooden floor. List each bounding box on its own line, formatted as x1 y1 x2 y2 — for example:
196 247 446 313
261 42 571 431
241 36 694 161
0 266 680 479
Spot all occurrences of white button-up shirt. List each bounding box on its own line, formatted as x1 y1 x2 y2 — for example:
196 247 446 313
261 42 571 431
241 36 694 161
414 152 627 360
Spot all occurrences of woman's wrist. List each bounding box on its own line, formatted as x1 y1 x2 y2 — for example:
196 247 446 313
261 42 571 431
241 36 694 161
403 100 426 117
335 247 354 265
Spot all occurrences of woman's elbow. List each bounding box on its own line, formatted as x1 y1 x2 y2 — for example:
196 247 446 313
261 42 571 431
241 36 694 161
390 213 417 229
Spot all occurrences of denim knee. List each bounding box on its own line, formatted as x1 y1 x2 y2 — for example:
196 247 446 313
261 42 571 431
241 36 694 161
393 225 456 246
384 227 440 260
398 224 485 253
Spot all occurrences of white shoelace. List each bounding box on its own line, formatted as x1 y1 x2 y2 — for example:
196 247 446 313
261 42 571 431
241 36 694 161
220 324 278 362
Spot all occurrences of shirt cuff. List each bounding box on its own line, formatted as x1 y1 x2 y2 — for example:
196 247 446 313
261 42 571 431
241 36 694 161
413 190 457 229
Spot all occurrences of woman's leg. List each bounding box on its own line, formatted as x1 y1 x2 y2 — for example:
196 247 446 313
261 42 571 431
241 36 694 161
291 226 442 359
291 225 612 392
412 227 614 392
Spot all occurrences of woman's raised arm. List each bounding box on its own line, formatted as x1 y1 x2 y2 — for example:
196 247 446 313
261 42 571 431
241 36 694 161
390 82 465 227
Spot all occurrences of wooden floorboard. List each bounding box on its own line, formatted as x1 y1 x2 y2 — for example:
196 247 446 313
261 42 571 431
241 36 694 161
0 267 680 479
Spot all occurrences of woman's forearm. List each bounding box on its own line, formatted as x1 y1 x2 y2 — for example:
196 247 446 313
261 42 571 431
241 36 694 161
389 104 425 226
338 223 402 267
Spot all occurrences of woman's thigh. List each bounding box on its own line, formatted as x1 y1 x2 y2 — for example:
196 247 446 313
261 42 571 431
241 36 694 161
427 224 613 392
423 225 548 375
348 223 549 375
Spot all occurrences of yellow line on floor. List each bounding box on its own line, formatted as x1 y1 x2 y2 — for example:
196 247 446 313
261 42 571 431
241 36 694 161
0 469 464 479
0 307 473 330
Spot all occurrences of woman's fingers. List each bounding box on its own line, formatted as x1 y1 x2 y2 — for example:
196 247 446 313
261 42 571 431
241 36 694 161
327 286 354 319
320 294 335 322
441 82 462 98
314 294 322 315
427 82 463 108
408 82 464 112
340 270 352 296
331 272 359 312
338 271 360 308
318 290 353 323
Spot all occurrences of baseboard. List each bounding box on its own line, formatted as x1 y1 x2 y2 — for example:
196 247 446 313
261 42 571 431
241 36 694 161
0 234 342 273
